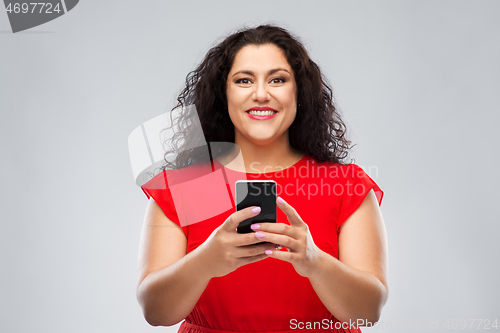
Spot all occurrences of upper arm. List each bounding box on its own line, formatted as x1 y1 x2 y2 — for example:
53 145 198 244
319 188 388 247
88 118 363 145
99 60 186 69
338 189 388 291
137 198 187 289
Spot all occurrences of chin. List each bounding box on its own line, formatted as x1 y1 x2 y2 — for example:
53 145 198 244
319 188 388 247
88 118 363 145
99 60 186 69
247 136 279 146
236 127 286 147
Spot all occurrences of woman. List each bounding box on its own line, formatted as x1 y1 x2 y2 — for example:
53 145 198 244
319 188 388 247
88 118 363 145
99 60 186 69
137 24 388 332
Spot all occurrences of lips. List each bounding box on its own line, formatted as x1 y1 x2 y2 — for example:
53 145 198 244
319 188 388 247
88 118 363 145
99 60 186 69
245 107 278 119
245 107 278 120
247 106 278 112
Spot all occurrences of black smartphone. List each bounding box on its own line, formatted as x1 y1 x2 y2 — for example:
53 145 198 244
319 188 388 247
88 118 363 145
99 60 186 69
236 180 277 234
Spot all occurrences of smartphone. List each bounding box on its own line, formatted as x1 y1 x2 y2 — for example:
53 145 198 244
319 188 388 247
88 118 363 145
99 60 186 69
236 180 277 234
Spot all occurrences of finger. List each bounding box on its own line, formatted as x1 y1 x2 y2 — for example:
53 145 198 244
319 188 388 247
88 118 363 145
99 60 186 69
250 222 300 240
239 253 270 265
253 232 300 251
263 248 295 262
232 230 273 247
223 206 261 232
234 243 276 258
276 196 304 227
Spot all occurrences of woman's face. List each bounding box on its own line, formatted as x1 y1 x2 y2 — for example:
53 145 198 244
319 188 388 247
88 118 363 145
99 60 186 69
226 43 297 147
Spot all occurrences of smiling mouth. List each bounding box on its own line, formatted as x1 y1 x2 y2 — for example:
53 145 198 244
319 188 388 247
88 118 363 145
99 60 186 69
246 110 278 116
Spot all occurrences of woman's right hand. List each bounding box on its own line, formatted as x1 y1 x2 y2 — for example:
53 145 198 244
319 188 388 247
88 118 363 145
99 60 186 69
196 206 276 278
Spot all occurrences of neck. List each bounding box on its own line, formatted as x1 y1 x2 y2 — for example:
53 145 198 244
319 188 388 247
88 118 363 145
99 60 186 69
218 131 304 173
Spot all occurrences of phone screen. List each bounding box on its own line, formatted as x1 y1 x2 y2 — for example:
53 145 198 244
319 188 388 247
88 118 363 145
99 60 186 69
236 180 277 233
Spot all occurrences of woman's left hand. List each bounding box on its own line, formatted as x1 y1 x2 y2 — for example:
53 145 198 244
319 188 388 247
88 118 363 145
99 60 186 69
250 196 323 277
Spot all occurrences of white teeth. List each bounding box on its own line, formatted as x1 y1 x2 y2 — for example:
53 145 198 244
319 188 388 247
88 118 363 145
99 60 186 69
247 110 277 116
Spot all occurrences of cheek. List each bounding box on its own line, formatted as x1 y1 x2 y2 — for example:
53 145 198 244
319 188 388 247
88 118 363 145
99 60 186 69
226 87 245 112
226 86 234 106
281 86 297 107
226 90 241 128
287 109 297 125
283 88 297 123
226 88 236 116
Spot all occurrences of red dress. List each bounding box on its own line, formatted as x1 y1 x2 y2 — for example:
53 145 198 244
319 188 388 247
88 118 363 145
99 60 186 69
141 154 384 333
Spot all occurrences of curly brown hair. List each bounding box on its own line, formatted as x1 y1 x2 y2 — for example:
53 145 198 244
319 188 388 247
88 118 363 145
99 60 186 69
162 24 352 170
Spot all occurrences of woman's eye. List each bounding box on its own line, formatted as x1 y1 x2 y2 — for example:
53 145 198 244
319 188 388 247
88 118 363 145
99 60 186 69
271 77 286 84
236 78 251 84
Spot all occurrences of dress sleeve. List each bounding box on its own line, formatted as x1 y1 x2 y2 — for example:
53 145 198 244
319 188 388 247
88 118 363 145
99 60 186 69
140 171 188 237
337 164 384 231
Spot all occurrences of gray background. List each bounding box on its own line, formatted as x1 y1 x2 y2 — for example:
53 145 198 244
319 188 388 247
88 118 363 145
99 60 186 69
1 1 499 332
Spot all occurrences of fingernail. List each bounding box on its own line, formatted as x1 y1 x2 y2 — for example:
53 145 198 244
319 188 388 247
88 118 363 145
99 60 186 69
251 224 260 230
277 197 284 204
255 231 265 239
265 250 273 255
252 207 261 214
275 244 283 250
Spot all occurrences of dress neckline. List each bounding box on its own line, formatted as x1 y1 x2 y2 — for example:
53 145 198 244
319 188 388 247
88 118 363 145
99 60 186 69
213 154 309 175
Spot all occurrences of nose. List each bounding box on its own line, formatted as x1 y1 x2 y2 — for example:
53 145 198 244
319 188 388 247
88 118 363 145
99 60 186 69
252 82 270 103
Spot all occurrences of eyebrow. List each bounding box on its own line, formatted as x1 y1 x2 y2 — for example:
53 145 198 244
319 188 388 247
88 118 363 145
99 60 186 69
231 68 291 77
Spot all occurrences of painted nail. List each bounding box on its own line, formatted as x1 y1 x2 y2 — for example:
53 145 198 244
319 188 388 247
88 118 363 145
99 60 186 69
252 207 261 214
255 231 265 239
277 197 284 204
265 250 273 255
251 224 260 230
